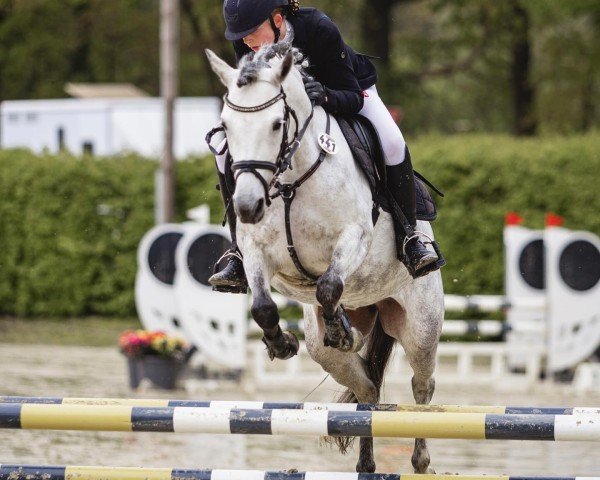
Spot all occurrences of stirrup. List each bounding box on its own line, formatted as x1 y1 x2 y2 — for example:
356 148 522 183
212 284 248 294
209 249 248 294
212 249 244 271
401 231 446 279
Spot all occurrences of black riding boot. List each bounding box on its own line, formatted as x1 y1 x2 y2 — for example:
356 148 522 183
386 147 442 277
208 171 248 294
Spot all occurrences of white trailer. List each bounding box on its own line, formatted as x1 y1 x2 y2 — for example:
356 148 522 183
0 97 220 158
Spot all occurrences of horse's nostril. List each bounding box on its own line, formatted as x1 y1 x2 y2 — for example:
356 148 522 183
254 198 264 216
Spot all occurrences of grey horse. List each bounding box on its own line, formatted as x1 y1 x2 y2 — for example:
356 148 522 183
206 43 444 473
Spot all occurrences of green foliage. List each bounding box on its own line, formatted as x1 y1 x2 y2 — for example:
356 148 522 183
0 150 153 316
0 1 598 133
0 0 159 99
411 132 600 293
0 133 599 316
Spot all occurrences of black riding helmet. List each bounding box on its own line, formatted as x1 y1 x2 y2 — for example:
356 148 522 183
223 0 293 42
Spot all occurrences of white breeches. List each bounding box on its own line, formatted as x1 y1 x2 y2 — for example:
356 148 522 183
359 85 407 166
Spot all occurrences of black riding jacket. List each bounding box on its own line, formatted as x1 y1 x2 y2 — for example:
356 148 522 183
233 7 377 115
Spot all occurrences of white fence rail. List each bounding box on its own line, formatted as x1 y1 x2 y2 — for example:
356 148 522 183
248 340 545 389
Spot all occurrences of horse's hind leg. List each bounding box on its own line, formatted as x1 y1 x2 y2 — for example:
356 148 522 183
304 305 384 473
245 249 299 360
316 224 370 352
410 373 436 473
381 292 442 474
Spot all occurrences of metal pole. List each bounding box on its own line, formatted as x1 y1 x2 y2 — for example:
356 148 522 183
158 0 179 223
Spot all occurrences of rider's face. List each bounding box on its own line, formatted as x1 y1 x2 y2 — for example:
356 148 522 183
243 13 284 52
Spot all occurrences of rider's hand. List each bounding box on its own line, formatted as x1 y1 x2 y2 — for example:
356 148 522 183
303 77 327 106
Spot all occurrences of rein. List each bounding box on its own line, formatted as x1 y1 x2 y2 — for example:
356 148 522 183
205 84 330 281
272 112 330 281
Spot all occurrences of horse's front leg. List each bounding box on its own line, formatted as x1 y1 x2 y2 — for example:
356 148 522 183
316 224 371 352
245 247 299 360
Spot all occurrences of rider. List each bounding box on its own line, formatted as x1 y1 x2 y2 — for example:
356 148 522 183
210 0 442 292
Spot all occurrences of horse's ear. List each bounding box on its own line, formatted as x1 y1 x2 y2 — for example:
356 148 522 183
277 51 294 83
205 49 236 87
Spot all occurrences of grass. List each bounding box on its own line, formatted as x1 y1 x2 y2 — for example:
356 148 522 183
0 316 142 347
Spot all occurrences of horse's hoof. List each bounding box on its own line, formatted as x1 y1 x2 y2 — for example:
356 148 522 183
356 458 376 473
415 466 436 474
348 327 364 353
263 331 299 360
324 327 364 353
323 332 344 350
411 447 432 474
280 331 300 359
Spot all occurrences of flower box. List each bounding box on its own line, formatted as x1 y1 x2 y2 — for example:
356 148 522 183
119 330 190 390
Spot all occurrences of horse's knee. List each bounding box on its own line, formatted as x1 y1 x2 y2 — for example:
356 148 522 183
251 297 279 333
316 270 344 310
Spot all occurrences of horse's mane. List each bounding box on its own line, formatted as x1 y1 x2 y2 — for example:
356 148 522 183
236 43 309 87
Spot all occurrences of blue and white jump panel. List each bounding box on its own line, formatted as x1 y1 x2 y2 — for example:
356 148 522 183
0 465 599 480
1 404 600 440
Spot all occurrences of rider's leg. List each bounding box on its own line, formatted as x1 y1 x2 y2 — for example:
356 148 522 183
358 86 440 275
386 147 438 271
207 141 248 292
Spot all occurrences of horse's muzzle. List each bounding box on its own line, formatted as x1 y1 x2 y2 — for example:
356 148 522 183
235 197 265 224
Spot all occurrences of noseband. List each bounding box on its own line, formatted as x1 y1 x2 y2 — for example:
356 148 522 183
206 86 314 207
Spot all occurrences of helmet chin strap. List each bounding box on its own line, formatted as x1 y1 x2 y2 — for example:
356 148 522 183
268 15 281 43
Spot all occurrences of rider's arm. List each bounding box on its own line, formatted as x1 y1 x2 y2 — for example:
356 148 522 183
310 15 364 115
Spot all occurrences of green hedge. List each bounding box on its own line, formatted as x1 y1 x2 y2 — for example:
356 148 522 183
413 133 600 294
0 150 220 317
0 133 599 317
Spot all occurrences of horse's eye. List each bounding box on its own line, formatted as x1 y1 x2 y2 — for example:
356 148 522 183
273 121 282 131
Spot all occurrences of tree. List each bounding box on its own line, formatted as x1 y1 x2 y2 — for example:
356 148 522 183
509 0 537 135
180 0 231 96
0 0 159 101
360 0 401 64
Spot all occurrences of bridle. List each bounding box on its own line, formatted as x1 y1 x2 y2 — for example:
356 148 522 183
205 83 332 281
206 85 315 207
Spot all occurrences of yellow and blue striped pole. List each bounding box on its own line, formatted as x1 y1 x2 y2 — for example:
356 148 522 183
1 465 599 480
1 396 598 416
1 404 599 440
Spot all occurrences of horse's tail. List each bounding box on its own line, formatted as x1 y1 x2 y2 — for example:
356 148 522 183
333 310 395 454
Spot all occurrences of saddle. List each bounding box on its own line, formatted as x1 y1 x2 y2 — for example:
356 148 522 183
336 114 441 222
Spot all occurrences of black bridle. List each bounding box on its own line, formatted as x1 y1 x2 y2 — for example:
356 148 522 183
206 86 314 206
205 85 331 281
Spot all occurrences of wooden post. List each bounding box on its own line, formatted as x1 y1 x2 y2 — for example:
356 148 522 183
158 0 179 223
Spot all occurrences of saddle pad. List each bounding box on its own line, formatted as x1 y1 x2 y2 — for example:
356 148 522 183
336 114 438 221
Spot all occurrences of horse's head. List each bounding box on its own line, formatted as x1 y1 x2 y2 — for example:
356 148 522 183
206 44 311 224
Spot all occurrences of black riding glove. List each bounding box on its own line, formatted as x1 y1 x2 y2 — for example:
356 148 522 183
303 77 327 106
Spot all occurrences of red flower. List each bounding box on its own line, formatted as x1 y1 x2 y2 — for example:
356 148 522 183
118 329 188 359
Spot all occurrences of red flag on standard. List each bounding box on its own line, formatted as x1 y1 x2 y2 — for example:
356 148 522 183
505 211 524 225
545 212 564 227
